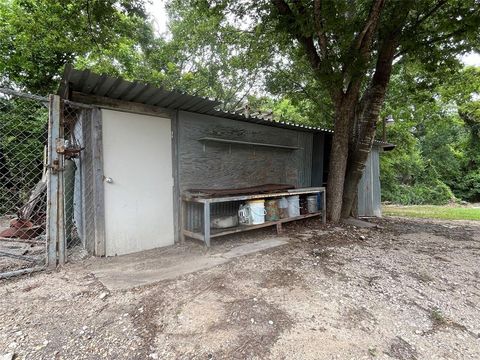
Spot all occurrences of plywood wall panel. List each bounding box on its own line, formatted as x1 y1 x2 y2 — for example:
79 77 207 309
177 111 313 192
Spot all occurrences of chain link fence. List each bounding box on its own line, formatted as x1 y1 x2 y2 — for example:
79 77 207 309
0 89 49 277
0 89 97 278
62 101 94 262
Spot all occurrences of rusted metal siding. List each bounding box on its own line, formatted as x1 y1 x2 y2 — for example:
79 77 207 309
177 111 313 193
357 147 382 217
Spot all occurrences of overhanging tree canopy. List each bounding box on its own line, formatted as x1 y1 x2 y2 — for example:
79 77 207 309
164 0 480 221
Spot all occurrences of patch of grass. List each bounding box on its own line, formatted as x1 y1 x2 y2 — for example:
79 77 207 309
368 346 378 357
383 205 480 221
430 308 447 326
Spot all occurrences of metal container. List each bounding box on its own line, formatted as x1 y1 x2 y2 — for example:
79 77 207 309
238 200 267 225
278 197 289 219
247 199 266 225
265 199 280 221
287 195 300 217
307 195 318 213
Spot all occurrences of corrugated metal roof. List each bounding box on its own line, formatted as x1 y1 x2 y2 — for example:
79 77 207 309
59 65 334 134
59 66 394 150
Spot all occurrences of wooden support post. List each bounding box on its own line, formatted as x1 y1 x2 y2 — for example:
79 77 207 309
276 222 283 234
203 200 211 247
92 108 106 256
57 135 65 265
46 95 62 268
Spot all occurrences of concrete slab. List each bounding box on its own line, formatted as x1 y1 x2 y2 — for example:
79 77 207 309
89 237 289 291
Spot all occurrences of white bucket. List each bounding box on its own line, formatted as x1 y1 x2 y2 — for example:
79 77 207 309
287 195 300 217
307 195 318 213
247 199 266 225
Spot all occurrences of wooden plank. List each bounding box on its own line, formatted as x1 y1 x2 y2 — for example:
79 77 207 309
207 212 321 238
182 229 205 241
198 137 301 150
92 108 106 256
57 111 66 265
276 223 283 234
183 188 325 203
71 91 173 119
46 95 61 268
0 266 45 280
0 237 45 244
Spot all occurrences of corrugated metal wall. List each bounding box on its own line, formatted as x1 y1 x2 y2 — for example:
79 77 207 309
357 147 382 217
177 111 313 192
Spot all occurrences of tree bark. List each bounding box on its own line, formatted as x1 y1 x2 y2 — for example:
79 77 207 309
327 93 358 222
340 37 399 219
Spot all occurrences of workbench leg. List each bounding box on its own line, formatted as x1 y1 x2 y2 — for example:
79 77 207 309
276 223 283 235
203 201 211 247
322 191 327 224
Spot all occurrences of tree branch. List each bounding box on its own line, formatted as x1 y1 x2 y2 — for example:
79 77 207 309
395 27 470 59
407 0 447 31
353 0 385 54
313 0 328 55
272 0 322 71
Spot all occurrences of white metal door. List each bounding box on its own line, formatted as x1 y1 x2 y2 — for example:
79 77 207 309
102 109 174 256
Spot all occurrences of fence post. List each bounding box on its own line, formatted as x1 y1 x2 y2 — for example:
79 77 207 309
46 95 65 267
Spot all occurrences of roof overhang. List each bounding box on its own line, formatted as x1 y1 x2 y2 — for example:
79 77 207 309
373 140 396 151
58 65 334 134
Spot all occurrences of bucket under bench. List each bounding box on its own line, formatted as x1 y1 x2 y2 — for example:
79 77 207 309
181 187 326 246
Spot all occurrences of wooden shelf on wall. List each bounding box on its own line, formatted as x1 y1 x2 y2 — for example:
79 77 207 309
197 137 300 150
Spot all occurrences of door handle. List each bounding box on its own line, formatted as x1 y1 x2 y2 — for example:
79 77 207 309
104 176 113 184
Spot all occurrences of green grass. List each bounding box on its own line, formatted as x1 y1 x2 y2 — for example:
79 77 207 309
383 205 480 221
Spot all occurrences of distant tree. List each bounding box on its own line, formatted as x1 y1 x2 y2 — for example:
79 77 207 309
0 0 153 94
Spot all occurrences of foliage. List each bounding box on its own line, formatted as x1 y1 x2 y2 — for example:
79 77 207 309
380 63 480 204
0 0 153 94
1 0 480 211
0 97 48 214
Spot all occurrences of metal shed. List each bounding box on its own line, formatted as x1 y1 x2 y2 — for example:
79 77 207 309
58 66 393 256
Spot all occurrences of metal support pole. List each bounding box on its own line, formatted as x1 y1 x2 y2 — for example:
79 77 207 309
203 200 211 247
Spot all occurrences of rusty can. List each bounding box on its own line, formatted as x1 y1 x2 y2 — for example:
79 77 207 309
265 199 280 221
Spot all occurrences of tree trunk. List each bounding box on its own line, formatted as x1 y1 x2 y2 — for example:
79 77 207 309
327 95 357 222
340 38 398 219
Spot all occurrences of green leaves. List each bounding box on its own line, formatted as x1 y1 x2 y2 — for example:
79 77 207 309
381 62 480 203
0 0 152 94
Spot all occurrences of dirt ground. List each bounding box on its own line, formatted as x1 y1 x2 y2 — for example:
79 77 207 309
0 217 46 274
0 217 479 360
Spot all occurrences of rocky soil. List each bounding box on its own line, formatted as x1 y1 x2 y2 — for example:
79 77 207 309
0 217 479 359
